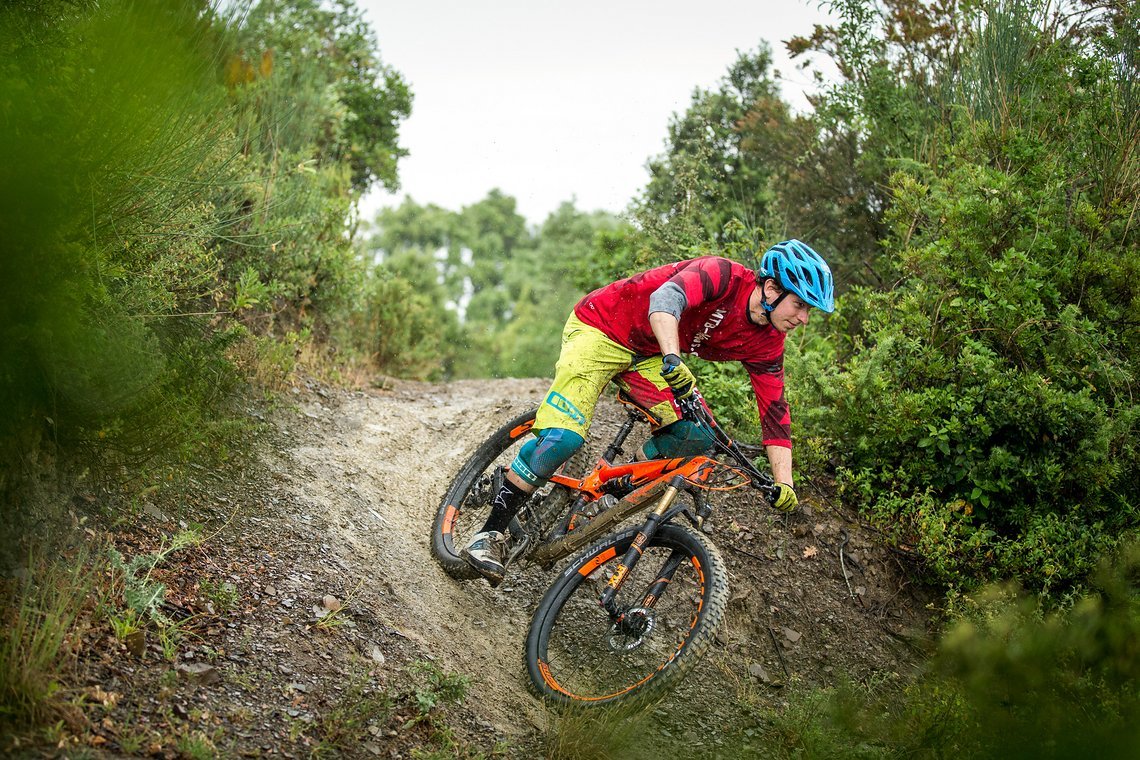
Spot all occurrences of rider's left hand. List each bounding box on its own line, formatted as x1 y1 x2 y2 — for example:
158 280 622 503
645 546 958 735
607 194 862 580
772 482 798 512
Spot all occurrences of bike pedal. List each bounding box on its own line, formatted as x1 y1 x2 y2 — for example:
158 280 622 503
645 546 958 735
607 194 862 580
506 539 528 566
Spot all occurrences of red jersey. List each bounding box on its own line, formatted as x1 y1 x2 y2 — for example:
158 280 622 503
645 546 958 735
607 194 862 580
574 256 791 448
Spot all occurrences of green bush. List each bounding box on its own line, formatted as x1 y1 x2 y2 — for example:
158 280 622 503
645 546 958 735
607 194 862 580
0 0 260 508
1 1 232 432
739 544 1140 758
789 5 1140 595
1 0 416 521
804 110 1139 593
352 267 455 380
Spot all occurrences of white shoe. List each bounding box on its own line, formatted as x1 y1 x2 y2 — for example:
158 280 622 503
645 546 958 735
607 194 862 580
460 531 507 585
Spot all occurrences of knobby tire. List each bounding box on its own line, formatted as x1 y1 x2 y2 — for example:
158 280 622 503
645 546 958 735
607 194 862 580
525 523 729 706
430 408 538 580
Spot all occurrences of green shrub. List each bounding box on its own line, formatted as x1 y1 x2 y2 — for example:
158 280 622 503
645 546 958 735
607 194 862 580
1 0 417 532
739 545 1140 758
352 267 455 380
1 1 235 440
805 115 1139 593
793 11 1140 594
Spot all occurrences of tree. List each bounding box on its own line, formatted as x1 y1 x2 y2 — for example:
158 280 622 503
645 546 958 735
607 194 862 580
367 196 625 379
639 45 785 248
234 0 411 191
219 0 412 332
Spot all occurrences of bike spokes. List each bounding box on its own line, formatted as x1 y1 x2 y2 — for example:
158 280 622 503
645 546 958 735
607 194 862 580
534 539 711 702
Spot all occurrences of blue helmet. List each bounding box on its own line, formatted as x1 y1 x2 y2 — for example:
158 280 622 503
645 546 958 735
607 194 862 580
759 239 835 313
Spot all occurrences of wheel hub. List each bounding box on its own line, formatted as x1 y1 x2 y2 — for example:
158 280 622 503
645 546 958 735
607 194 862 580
607 607 656 651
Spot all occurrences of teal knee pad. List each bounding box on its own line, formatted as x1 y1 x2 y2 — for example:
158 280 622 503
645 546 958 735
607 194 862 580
643 420 714 458
510 427 585 485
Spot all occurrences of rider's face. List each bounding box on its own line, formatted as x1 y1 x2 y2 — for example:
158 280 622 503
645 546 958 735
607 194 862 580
751 281 812 333
769 292 812 333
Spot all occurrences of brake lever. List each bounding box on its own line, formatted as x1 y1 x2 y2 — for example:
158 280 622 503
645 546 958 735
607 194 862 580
675 391 704 424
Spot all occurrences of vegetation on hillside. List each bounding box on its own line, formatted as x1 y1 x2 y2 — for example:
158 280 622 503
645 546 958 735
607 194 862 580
0 0 410 490
790 0 1138 598
603 0 1140 600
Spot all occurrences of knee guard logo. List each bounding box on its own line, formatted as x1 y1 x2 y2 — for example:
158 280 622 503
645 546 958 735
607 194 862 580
545 391 586 426
510 457 539 485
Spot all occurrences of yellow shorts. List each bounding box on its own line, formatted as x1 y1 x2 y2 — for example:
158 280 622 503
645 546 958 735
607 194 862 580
533 313 680 437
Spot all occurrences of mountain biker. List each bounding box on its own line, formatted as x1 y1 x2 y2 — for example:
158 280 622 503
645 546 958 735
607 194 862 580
461 239 835 584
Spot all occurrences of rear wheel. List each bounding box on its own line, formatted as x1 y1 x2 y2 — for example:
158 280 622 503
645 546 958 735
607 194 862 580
430 410 537 579
525 523 728 706
430 409 584 579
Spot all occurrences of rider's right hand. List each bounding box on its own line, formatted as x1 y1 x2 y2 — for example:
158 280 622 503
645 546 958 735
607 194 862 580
660 353 697 400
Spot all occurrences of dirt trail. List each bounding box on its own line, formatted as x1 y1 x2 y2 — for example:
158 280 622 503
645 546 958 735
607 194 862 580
62 377 936 758
267 377 936 743
277 378 555 734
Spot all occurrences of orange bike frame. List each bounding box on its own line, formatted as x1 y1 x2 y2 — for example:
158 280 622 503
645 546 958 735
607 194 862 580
547 452 721 507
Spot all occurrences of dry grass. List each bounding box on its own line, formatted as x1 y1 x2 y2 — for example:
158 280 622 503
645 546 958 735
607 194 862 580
0 548 93 732
540 700 659 760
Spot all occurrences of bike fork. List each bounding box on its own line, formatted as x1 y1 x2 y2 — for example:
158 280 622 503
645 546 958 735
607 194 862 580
598 475 686 619
638 552 685 609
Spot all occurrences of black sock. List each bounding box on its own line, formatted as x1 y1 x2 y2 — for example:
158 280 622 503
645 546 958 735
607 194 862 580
481 478 530 534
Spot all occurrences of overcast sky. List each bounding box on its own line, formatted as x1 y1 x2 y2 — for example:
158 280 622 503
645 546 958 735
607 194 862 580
358 1 837 227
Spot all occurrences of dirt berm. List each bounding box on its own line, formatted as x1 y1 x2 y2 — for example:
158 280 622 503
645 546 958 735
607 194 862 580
68 377 937 758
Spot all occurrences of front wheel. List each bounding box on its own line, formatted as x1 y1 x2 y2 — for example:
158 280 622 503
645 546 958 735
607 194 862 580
525 523 728 706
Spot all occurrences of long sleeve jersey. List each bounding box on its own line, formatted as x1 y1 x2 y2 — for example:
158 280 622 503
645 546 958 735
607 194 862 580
574 256 791 448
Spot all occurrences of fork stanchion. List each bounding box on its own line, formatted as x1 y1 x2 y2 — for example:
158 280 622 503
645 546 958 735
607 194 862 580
638 551 686 609
597 475 686 618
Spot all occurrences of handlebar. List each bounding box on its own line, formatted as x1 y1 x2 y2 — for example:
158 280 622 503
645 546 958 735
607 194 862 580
675 390 777 502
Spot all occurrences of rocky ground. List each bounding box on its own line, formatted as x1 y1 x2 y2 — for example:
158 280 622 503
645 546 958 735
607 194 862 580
8 377 939 758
